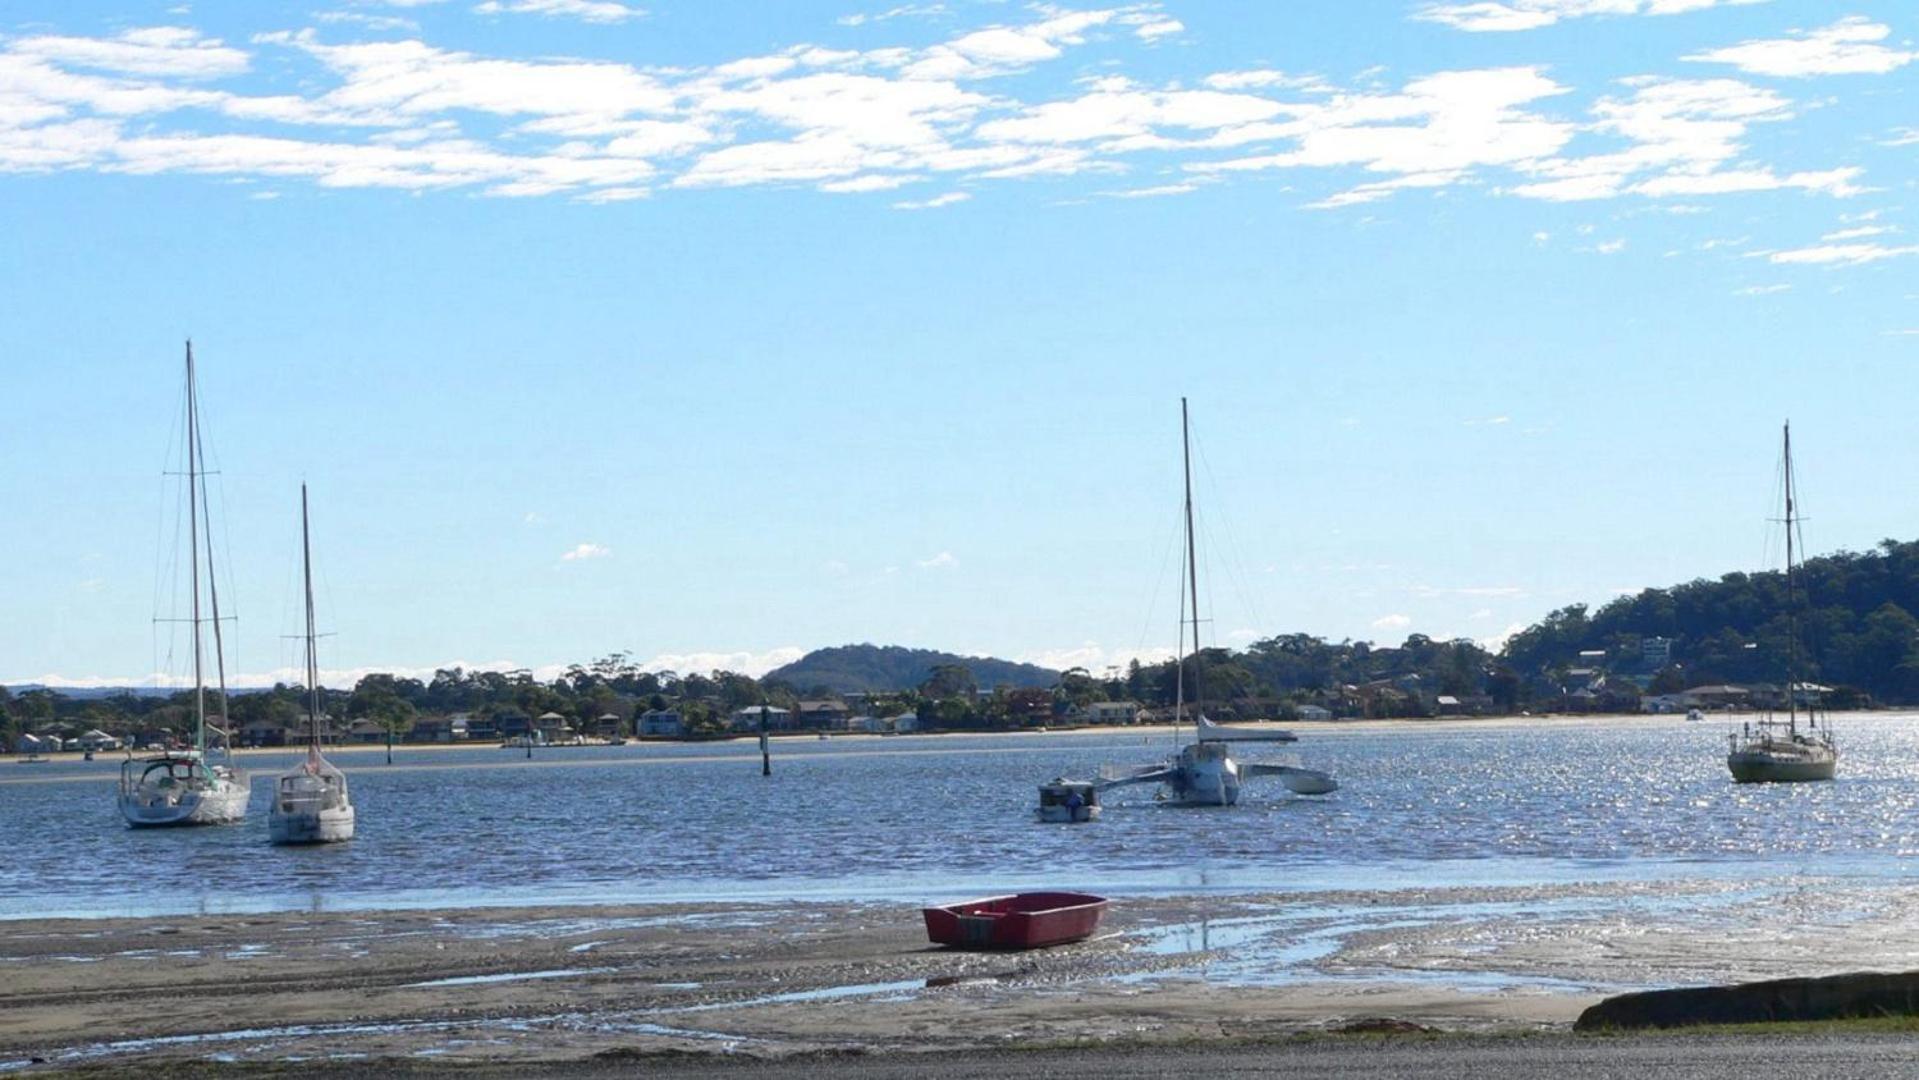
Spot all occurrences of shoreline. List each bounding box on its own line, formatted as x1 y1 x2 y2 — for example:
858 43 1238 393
1 707 1881 766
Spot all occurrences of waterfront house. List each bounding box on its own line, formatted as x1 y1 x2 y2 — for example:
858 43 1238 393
1295 704 1333 722
729 705 791 732
849 715 886 733
18 732 59 754
796 700 850 729
639 709 683 737
1083 701 1140 726
589 712 623 739
347 718 388 743
411 714 470 742
1681 684 1751 710
886 711 920 733
466 715 500 741
77 729 122 752
535 712 571 741
239 717 293 747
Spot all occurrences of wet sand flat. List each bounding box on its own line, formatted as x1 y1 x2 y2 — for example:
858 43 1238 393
9 875 1919 1072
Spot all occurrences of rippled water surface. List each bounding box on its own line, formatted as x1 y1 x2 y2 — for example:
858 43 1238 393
7 712 1919 917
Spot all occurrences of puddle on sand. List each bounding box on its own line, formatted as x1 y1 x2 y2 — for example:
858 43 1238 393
1118 889 1767 992
670 979 926 1013
407 967 617 988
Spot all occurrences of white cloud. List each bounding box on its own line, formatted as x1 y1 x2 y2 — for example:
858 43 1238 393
1508 77 1865 204
1823 224 1890 241
1416 0 1762 33
838 5 949 28
916 550 959 568
1131 18 1184 40
314 12 422 32
1202 69 1331 93
575 185 649 202
1762 242 1919 266
1103 181 1199 197
0 4 1875 222
560 542 611 561
1734 283 1790 295
1593 237 1626 253
902 9 1118 81
473 0 648 23
892 190 969 209
1371 613 1413 630
1685 17 1916 78
641 646 805 677
7 26 249 79
1018 641 1176 672
819 172 922 192
1190 67 1574 208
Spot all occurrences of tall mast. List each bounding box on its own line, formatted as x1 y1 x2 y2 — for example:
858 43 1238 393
185 342 206 756
1782 422 1799 734
195 369 232 760
1181 398 1204 725
302 485 322 749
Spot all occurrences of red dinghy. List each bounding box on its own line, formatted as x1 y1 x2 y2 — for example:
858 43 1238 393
922 892 1108 949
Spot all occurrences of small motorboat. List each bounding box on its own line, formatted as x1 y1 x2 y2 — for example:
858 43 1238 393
1036 778 1100 823
923 891 1108 949
1687 708 1705 723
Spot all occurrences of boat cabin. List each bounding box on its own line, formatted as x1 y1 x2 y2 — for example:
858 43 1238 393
1036 778 1100 823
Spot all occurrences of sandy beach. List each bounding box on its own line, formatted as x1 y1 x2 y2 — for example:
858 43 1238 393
10 867 1919 1073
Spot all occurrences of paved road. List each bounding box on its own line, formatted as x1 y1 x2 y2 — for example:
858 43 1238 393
89 1033 1919 1079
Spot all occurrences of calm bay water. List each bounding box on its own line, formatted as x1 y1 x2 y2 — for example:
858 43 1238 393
7 713 1919 919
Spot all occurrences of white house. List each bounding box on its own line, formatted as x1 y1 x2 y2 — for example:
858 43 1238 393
1295 704 1333 722
77 729 122 752
886 711 919 733
639 709 683 737
729 705 791 731
1083 701 1140 725
848 715 887 733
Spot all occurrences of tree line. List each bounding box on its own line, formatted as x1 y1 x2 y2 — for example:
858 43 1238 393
9 538 1919 744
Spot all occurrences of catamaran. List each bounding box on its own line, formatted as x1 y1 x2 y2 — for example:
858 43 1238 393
119 343 251 827
1726 422 1837 784
269 485 356 844
1097 400 1337 806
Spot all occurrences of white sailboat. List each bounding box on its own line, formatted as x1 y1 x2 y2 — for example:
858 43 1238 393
270 485 356 844
1098 399 1337 806
1726 422 1837 784
119 342 250 827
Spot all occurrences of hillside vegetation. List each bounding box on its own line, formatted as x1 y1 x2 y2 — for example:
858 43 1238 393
1502 538 1919 702
763 644 1060 694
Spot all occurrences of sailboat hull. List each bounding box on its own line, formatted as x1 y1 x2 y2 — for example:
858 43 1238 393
270 805 355 844
1727 749 1836 783
1164 743 1241 806
120 772 250 827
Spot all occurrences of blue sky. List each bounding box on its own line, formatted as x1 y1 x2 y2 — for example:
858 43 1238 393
1 0 1914 687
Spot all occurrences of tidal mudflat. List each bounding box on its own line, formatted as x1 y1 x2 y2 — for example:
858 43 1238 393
11 873 1919 1072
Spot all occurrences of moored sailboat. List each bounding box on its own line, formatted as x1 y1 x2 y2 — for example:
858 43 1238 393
1097 399 1336 806
119 343 250 827
269 485 356 844
1726 422 1837 784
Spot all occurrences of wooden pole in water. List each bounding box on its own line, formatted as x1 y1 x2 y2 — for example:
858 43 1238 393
760 705 771 777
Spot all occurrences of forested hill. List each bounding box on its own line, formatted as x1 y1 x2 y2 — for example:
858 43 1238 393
764 645 1060 694
1501 538 1919 700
